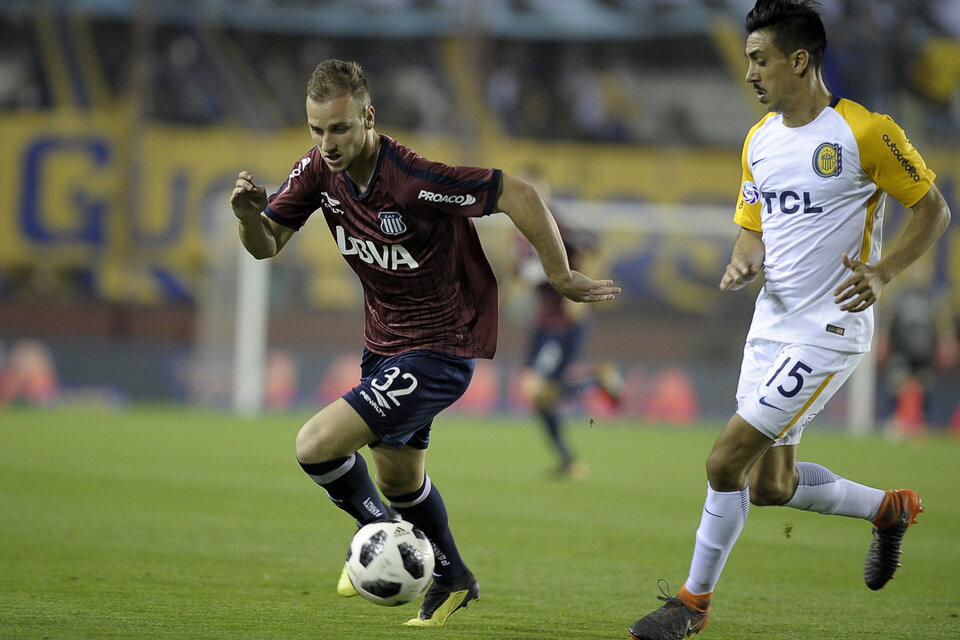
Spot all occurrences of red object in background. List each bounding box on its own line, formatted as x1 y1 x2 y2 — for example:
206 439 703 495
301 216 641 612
0 340 59 407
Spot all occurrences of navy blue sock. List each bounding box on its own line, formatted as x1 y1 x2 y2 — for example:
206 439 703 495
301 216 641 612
386 476 467 585
561 380 587 398
299 453 390 524
539 408 573 465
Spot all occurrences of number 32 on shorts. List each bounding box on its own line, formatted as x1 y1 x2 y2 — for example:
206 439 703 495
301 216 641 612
370 366 419 410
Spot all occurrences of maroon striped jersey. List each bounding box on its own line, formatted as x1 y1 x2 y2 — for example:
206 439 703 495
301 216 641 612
516 218 599 331
264 135 502 359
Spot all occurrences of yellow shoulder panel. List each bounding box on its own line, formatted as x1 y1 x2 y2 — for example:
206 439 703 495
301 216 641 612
834 98 935 208
733 114 774 231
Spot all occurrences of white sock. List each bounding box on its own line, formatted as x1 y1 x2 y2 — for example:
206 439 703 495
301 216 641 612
784 462 885 520
685 484 750 595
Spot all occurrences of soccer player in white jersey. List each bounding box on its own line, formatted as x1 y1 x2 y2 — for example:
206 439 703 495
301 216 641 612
627 2 951 639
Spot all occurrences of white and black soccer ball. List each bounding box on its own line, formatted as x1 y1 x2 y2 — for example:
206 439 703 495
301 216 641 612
345 520 435 606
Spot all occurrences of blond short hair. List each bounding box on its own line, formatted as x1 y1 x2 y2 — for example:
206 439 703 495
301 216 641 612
306 59 370 110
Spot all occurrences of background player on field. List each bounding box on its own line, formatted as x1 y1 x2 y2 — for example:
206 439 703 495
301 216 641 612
229 59 619 628
509 166 623 480
875 263 959 435
626 3 952 639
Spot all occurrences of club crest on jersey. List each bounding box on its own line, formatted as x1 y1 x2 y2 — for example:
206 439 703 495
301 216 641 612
741 180 760 205
812 142 842 177
378 211 406 235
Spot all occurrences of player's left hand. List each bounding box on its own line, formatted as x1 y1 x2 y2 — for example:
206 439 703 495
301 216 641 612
550 271 621 303
833 253 885 312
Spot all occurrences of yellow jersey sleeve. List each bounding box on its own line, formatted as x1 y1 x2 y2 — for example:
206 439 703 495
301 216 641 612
733 116 770 231
835 99 935 208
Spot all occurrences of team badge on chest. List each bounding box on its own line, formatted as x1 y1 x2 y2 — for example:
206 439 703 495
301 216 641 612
378 211 407 235
812 142 842 177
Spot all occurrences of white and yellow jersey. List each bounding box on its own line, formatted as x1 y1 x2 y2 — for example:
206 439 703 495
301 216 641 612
733 97 935 353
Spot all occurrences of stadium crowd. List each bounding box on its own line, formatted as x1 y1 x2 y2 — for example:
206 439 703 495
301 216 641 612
0 0 958 146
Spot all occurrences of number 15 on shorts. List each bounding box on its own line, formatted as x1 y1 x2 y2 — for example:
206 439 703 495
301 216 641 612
739 340 862 443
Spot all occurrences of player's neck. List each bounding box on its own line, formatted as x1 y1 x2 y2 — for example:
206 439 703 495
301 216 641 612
781 82 833 128
347 132 381 191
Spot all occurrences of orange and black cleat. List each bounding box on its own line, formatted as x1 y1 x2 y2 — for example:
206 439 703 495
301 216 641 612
864 488 924 590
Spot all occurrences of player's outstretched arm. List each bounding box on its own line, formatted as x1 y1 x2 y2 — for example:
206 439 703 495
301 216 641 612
719 227 764 291
229 171 294 259
833 183 951 312
497 173 620 303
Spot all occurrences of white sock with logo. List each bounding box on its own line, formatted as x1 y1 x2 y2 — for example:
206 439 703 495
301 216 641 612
685 484 750 595
784 461 885 520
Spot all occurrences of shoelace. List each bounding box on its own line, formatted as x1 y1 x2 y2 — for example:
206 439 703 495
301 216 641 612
654 578 682 607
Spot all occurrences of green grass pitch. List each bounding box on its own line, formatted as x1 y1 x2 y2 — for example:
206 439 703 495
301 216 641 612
1 405 958 639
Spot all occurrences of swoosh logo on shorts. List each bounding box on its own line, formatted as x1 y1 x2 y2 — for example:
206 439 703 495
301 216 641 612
759 395 785 411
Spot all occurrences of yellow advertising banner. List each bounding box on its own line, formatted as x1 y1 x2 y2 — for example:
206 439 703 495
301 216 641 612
1 110 958 313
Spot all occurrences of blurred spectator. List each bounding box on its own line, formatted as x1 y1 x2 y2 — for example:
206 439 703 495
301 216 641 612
0 52 44 111
264 349 299 411
382 64 453 132
153 33 223 124
877 270 960 435
0 340 59 407
485 61 522 133
930 0 960 37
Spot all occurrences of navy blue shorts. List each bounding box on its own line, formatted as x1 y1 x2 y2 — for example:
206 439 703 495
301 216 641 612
526 323 587 381
342 349 475 450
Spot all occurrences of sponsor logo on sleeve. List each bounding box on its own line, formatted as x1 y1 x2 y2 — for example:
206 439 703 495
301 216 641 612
882 134 921 182
741 181 760 205
289 156 311 180
417 189 477 206
279 156 312 195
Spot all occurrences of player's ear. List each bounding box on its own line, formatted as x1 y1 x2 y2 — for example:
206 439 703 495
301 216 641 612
792 49 810 76
364 104 376 129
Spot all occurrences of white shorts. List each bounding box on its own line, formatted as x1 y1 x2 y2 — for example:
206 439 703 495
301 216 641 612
736 338 864 446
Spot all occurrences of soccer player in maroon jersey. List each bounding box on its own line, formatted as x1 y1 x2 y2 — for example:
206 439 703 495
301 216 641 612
229 59 619 627
510 167 623 480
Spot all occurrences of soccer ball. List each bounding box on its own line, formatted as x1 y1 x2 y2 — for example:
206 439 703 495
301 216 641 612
345 520 435 606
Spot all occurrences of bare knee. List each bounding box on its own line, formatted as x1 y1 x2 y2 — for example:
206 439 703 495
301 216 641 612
705 449 748 492
370 447 426 497
749 474 796 506
295 416 352 463
295 419 328 463
706 414 779 493
375 467 422 497
295 400 377 464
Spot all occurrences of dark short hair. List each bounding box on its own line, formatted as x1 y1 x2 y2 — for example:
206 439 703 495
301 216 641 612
306 59 370 108
745 0 826 70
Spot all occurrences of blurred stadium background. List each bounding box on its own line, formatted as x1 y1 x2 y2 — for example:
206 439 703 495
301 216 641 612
1 0 958 431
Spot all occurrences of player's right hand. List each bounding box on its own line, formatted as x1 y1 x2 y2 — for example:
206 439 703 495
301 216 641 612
719 259 760 291
230 171 267 221
549 271 620 303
